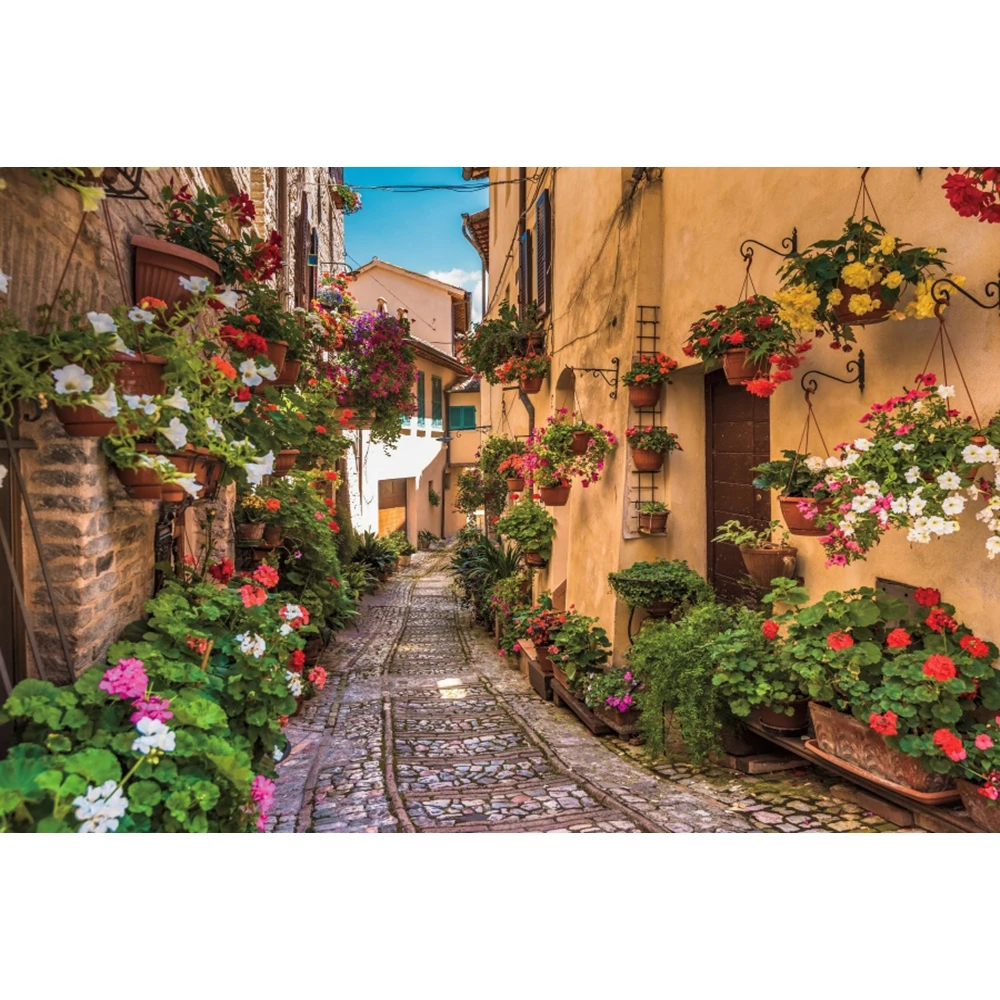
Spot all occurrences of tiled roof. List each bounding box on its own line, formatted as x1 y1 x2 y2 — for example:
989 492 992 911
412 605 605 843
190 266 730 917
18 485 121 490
462 208 489 268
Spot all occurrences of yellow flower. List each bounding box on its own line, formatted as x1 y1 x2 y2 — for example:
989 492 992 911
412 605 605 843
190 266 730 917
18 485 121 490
827 288 844 306
848 294 877 315
775 284 821 333
865 256 875 265
71 183 105 212
869 267 883 286
884 270 904 289
879 235 896 254
925 247 938 255
904 279 937 320
841 261 874 289
891 310 906 321
863 222 873 232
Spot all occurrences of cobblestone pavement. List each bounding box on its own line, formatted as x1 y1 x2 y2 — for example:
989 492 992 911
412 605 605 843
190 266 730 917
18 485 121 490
271 547 903 833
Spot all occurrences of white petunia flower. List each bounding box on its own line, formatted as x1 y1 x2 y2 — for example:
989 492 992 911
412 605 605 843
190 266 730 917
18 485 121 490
907 527 932 544
90 385 119 418
853 438 872 452
179 275 211 293
257 364 277 382
863 480 880 496
236 632 267 659
842 451 860 466
904 466 922 485
936 384 956 399
851 496 875 513
124 393 159 415
127 307 155 325
987 536 1000 559
893 442 915 452
174 475 203 498
131 717 176 755
158 417 188 451
245 451 275 485
206 416 225 439
838 523 855 537
240 359 263 387
942 495 966 516
211 286 239 309
908 496 927 517
805 456 825 474
73 780 128 833
52 364 94 395
86 311 117 334
982 445 1000 465
112 335 137 357
0 269 10 295
963 444 985 464
937 471 961 490
926 515 947 535
824 456 842 470
890 497 908 514
162 388 191 413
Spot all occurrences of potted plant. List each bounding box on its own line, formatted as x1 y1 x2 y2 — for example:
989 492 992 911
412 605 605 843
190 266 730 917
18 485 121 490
766 579 1000 796
752 449 838 537
237 493 268 542
428 486 441 508
331 183 362 214
622 353 678 408
584 667 644 734
144 183 282 305
712 518 797 589
455 468 488 516
494 352 550 395
952 718 1000 831
510 603 566 673
547 611 612 693
418 530 436 551
498 453 526 493
683 296 810 396
625 425 680 473
478 434 524 504
709 609 808 732
495 496 556 566
458 302 544 384
521 409 616 505
608 559 712 618
637 501 669 533
942 168 1000 225
775 216 955 346
813 375 1000 566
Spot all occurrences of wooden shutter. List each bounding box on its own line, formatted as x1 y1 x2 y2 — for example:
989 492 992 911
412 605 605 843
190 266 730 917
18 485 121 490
431 376 443 428
294 191 310 308
535 190 550 315
517 229 532 314
416 372 425 425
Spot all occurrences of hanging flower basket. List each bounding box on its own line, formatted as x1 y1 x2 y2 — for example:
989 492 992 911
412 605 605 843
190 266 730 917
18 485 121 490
628 382 661 408
237 522 266 542
570 430 591 455
520 375 543 394
539 485 570 506
722 348 770 386
779 495 834 536
263 524 284 546
506 476 525 493
829 278 892 327
273 449 300 476
643 599 678 618
130 235 221 313
190 447 223 501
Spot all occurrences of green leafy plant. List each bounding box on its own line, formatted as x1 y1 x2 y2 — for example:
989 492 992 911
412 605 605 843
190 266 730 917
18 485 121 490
608 559 712 611
583 667 642 713
548 612 612 692
638 501 669 515
428 487 441 507
625 425 681 454
458 301 543 385
712 518 791 550
495 496 556 560
455 468 486 515
751 449 837 500
418 529 437 547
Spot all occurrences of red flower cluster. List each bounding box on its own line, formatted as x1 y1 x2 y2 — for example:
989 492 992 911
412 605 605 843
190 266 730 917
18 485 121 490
960 634 990 658
914 587 941 607
221 323 268 358
926 607 958 634
252 563 280 589
139 296 168 311
288 649 306 673
239 584 268 608
886 628 912 648
942 169 1000 224
761 619 780 640
308 665 327 690
211 355 237 380
869 710 898 736
826 631 854 651
228 191 256 226
933 728 967 761
923 654 957 682
245 229 283 282
186 635 209 655
208 558 235 583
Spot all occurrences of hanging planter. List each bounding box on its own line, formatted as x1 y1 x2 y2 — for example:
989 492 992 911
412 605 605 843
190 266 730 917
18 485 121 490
190 447 223 501
263 524 284 546
638 504 669 533
829 278 892 327
538 485 570 506
114 444 209 502
115 443 167 500
519 375 543 395
506 476 525 493
494 352 550 395
622 354 677 408
625 426 680 473
631 447 664 473
273 449 300 476
778 495 833 536
740 544 797 588
130 235 221 313
721 348 770 386
570 430 591 455
627 382 661 408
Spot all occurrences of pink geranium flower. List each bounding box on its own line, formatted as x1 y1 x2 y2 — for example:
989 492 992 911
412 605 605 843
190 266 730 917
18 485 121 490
99 657 149 700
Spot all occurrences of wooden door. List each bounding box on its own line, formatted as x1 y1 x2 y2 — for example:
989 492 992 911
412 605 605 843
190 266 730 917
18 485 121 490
378 478 407 537
705 369 771 604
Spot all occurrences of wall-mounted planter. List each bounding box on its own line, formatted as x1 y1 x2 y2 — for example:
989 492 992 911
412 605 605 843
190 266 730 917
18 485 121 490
506 477 525 493
524 550 547 567
273 358 301 388
627 382 660 408
539 485 570 506
237 522 266 542
631 447 664 473
740 544 798 588
638 510 669 533
131 234 221 313
274 449 300 476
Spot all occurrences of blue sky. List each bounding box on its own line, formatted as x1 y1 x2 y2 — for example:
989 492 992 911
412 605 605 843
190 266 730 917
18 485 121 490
343 167 489 320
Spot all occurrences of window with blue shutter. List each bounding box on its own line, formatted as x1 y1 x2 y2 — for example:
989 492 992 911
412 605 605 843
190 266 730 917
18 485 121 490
431 376 443 429
416 372 425 426
449 406 476 430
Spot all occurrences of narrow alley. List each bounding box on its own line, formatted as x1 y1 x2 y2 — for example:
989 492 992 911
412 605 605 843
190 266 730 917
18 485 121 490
270 547 901 833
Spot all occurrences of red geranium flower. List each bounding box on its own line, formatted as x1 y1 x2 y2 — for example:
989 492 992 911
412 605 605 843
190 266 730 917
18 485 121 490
252 564 280 589
926 608 957 634
139 296 168 311
208 558 235 584
869 710 898 736
827 631 854 651
960 634 990 658
914 587 941 607
932 728 966 761
239 584 268 608
886 628 912 648
316 425 327 434
923 654 957 682
761 619 780 640
289 649 306 673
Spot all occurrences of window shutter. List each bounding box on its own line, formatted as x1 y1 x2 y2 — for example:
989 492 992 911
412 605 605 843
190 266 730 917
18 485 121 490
517 229 532 314
449 405 476 430
431 376 443 428
416 372 426 425
535 191 550 315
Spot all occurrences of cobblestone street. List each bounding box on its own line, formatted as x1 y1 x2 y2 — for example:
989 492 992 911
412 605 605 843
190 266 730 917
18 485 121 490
271 548 903 833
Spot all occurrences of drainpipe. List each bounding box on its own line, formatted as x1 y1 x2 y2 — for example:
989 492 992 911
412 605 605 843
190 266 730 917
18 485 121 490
277 168 289 308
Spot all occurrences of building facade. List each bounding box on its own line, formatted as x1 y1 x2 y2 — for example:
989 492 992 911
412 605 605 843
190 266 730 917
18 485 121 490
474 167 1000 660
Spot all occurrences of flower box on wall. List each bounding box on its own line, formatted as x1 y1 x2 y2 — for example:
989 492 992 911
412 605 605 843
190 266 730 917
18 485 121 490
131 235 221 313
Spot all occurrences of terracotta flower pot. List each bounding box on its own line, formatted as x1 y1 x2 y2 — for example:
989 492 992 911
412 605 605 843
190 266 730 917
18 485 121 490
159 451 200 502
639 511 669 533
831 279 892 327
524 551 546 566
525 332 545 353
273 358 301 388
739 544 798 589
809 701 956 794
52 353 167 437
722 349 769 386
519 376 543 394
534 646 553 674
263 524 284 546
114 443 166 500
627 382 661 409
539 485 570 506
274 449 300 476
957 779 1000 832
399 554 411 567
631 447 664 472
570 430 591 455
752 699 809 733
506 477 525 493
190 447 224 500
594 703 642 736
643 599 678 619
552 663 570 688
265 339 288 373
131 234 221 314
237 522 266 542
779 495 834 537
303 636 324 667
332 190 346 210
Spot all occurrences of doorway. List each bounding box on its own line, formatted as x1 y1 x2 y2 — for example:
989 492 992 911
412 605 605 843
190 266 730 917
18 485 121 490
705 369 771 604
378 477 408 537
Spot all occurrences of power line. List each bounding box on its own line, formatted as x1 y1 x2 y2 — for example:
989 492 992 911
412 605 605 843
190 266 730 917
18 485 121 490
348 175 540 194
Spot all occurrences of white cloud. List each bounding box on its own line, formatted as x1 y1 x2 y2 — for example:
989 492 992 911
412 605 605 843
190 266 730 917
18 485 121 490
427 268 483 325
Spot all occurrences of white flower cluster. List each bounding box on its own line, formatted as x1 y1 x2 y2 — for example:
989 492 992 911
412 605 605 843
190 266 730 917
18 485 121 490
74 780 129 833
132 717 177 755
237 632 267 658
286 670 304 698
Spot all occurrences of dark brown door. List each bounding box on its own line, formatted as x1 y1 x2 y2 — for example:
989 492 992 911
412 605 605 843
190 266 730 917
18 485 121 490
378 478 407 537
705 369 771 603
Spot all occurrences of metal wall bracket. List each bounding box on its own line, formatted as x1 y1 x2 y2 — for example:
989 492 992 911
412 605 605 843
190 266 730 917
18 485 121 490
800 349 866 395
931 273 1000 313
740 228 799 262
102 168 148 201
568 357 620 399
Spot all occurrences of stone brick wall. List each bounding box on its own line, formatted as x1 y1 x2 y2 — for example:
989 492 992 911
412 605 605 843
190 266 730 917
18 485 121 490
0 166 345 682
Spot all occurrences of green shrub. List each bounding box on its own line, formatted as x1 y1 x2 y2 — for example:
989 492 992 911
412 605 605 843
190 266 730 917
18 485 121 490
608 559 712 611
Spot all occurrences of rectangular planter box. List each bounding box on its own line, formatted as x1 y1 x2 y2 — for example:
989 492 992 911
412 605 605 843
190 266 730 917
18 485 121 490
957 779 1000 832
593 703 641 737
809 701 954 794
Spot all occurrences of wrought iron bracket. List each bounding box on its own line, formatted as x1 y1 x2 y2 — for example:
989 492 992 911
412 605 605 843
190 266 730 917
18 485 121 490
568 357 620 399
800 349 866 395
740 228 799 262
931 273 1000 313
101 168 148 200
